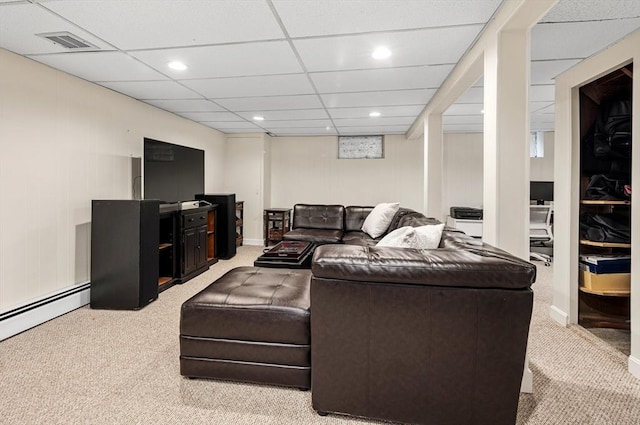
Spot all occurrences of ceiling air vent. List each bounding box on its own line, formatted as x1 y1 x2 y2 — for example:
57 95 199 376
37 32 98 51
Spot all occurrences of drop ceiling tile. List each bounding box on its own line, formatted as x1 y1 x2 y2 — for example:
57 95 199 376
311 65 454 93
444 103 484 115
541 0 640 23
338 126 409 135
294 25 482 72
531 122 555 132
272 0 502 37
130 41 302 79
531 114 555 124
222 128 266 134
455 87 484 103
97 81 199 100
182 74 314 98
201 121 260 130
0 3 114 55
264 119 333 128
531 102 554 113
531 19 640 60
333 116 414 127
321 89 436 108
270 128 338 136
236 109 329 121
41 0 284 50
143 99 225 112
28 51 167 82
328 105 423 119
214 95 324 111
530 85 555 102
531 59 581 85
178 111 241 122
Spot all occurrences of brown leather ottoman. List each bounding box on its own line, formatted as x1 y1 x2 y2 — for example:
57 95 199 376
179 266 311 389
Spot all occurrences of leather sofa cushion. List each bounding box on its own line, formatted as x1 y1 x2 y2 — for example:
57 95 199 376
311 244 535 290
341 231 379 247
180 267 311 344
344 206 374 232
284 229 343 244
292 204 344 230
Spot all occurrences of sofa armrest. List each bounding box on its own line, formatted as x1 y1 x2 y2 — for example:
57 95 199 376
311 244 535 290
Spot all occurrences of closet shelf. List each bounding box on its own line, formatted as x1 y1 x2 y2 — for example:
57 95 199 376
579 239 631 248
579 286 630 297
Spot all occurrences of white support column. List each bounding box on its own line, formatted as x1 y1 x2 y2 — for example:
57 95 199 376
423 114 444 220
483 27 533 394
483 29 531 261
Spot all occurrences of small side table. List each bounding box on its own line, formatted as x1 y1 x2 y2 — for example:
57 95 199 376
264 208 291 246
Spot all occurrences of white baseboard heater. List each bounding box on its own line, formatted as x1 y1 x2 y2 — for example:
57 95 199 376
0 283 90 341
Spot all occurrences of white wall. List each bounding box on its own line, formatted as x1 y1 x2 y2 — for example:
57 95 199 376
530 131 555 181
442 131 555 216
0 48 226 312
443 133 485 213
224 134 270 245
270 135 424 212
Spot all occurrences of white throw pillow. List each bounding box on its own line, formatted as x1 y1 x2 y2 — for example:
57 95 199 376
362 202 400 238
376 226 417 248
414 223 445 249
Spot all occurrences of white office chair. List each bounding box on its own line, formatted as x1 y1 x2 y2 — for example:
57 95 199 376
530 205 553 266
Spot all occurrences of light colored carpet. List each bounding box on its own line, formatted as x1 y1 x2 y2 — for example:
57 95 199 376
0 246 639 425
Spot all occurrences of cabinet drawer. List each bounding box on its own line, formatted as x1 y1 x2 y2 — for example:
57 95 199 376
183 211 208 229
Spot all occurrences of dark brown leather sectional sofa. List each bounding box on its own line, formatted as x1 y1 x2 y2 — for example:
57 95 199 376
181 203 536 425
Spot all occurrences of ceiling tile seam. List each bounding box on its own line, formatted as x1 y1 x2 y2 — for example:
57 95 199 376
539 17 640 25
0 1 30 8
307 63 457 75
223 105 427 113
205 87 433 100
531 58 586 63
122 38 288 53
285 22 487 41
266 0 339 135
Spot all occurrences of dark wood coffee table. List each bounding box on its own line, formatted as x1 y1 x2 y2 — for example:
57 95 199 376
254 241 314 269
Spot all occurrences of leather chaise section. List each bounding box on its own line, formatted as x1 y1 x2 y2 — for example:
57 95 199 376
312 244 536 290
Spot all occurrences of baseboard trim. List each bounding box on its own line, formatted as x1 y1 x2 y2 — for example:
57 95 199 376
0 283 90 341
549 305 569 327
521 366 533 393
629 355 640 379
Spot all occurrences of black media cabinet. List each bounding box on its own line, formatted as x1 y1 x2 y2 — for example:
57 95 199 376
90 200 217 310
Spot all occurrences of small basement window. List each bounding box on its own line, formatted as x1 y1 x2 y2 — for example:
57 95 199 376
338 135 384 159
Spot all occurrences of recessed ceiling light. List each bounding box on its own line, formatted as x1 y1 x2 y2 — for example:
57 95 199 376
326 126 331 130
369 112 381 117
372 47 391 59
253 116 265 121
168 61 187 71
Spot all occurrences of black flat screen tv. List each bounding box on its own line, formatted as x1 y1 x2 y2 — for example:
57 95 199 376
143 138 204 203
530 181 554 205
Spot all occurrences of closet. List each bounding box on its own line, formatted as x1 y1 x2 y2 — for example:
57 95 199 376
578 63 632 347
